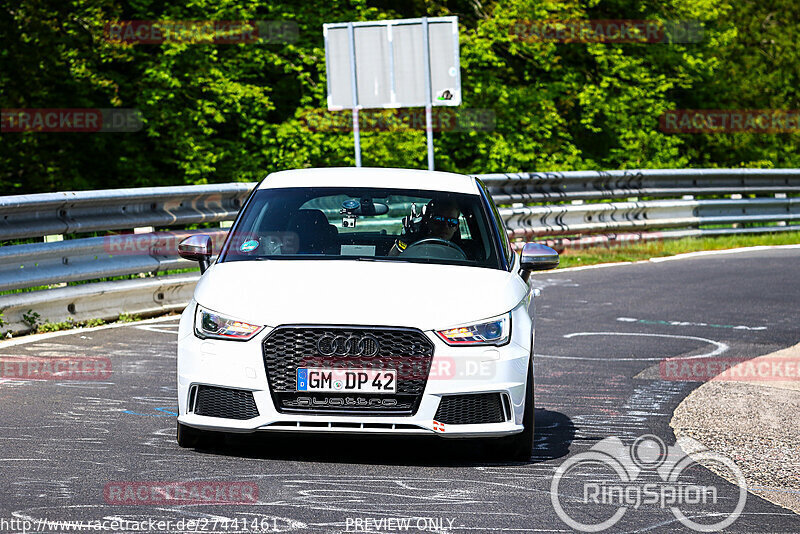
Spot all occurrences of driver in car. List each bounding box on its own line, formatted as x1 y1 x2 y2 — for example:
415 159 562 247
388 199 461 256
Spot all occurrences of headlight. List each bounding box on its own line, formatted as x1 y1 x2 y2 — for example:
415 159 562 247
194 305 263 341
436 313 511 346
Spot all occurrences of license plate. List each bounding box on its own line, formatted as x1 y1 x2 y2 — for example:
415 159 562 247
296 368 396 393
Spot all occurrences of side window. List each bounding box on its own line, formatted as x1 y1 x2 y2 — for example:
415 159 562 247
478 180 513 266
458 214 471 239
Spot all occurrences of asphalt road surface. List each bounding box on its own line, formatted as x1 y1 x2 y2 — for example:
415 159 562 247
1 247 799 533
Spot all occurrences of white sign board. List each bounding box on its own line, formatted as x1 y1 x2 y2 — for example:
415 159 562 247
324 17 461 110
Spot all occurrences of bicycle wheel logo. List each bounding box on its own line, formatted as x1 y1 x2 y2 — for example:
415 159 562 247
550 435 747 532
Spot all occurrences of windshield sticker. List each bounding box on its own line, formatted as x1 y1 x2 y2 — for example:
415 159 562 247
239 239 260 253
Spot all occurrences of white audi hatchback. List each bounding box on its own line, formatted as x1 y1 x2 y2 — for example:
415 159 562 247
176 167 558 460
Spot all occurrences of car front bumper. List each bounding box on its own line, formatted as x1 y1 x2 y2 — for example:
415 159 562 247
177 302 533 438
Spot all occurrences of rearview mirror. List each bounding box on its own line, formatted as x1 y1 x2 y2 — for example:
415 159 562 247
519 242 559 280
178 235 212 273
341 198 389 216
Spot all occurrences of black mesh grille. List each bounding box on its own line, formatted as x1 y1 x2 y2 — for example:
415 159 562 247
262 325 434 415
194 386 259 420
434 393 506 425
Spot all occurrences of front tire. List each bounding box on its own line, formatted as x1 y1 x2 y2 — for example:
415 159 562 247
493 360 534 461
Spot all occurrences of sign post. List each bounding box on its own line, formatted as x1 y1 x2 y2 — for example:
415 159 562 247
421 17 434 171
346 22 362 167
323 17 461 170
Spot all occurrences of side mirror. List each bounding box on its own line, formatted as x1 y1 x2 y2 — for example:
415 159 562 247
178 235 212 274
519 242 559 280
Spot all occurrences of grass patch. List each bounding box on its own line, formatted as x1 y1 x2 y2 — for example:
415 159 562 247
117 313 141 323
555 231 800 269
3 311 166 339
19 310 107 334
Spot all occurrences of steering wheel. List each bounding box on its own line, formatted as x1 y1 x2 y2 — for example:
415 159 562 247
402 237 467 260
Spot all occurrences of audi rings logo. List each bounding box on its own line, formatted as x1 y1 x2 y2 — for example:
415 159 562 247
317 334 380 357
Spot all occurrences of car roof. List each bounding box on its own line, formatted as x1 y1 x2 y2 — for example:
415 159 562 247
258 167 480 195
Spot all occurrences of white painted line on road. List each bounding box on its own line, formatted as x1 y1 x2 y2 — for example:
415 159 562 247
535 243 800 274
135 324 180 335
0 315 181 350
617 317 767 331
647 243 800 263
533 262 633 274
537 332 729 361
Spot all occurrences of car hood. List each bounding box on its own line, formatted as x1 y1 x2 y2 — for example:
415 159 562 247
193 259 528 331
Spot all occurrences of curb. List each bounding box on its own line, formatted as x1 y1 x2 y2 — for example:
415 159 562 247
670 342 800 514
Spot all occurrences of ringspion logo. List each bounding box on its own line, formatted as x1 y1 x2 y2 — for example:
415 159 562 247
551 435 746 531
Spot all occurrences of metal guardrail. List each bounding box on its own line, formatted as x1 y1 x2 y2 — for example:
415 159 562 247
0 229 228 292
0 168 798 334
0 183 252 241
0 273 198 332
480 168 800 203
501 197 800 239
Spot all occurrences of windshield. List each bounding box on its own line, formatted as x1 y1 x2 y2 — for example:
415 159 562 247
218 187 503 270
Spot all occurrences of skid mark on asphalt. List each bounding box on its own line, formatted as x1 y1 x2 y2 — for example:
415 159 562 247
270 476 545 524
566 380 691 440
4 475 547 530
529 277 580 290
537 332 704 440
622 381 690 418
11 477 78 501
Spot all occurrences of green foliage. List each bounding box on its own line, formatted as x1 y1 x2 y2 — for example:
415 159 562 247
117 313 141 322
35 320 76 333
21 309 41 329
1 0 798 194
24 315 106 333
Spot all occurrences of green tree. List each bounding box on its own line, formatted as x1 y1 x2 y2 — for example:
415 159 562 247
1 0 798 195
